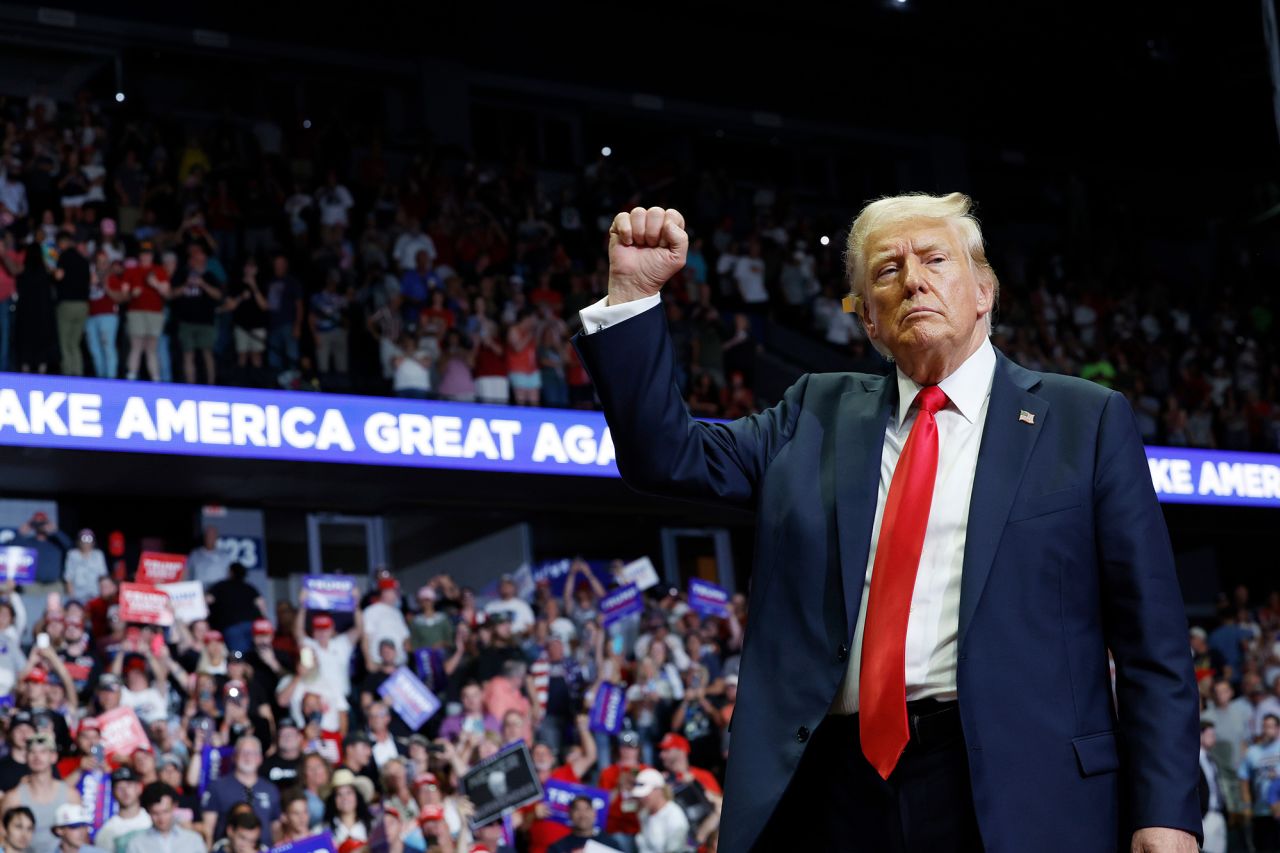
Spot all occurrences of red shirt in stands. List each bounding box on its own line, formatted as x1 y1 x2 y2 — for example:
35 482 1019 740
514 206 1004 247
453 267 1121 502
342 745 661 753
474 341 507 378
600 762 650 836
124 264 169 312
522 764 578 853
90 272 127 316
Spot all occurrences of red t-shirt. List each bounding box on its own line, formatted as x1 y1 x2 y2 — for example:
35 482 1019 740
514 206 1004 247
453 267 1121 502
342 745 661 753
124 265 169 312
529 287 564 313
678 766 722 796
600 762 650 836
90 272 128 316
522 764 578 853
474 341 507 378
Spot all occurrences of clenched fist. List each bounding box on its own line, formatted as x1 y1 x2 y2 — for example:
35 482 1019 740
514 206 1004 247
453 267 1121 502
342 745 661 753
607 206 688 305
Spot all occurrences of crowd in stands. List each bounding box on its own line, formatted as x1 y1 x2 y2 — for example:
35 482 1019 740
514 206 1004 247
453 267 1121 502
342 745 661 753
1 86 1277 449
0 517 738 852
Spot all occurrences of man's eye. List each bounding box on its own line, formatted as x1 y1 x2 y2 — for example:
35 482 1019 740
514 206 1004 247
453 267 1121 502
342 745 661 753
877 266 897 279
928 255 946 264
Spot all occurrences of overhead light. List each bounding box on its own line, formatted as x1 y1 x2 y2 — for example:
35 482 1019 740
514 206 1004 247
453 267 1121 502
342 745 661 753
302 119 312 129
820 235 831 246
601 146 612 157
114 92 126 103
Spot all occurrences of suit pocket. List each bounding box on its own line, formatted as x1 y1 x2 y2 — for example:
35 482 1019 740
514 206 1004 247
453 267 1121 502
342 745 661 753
1072 730 1119 777
1007 484 1082 523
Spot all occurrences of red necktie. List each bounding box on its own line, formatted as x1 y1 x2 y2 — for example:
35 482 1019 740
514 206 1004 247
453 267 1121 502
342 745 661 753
859 384 948 780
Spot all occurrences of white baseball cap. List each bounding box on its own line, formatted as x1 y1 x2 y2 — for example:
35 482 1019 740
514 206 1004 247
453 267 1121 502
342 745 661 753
629 768 667 798
53 803 92 829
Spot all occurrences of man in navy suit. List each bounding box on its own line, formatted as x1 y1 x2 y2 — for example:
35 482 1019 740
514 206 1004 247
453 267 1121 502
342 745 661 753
571 194 1200 852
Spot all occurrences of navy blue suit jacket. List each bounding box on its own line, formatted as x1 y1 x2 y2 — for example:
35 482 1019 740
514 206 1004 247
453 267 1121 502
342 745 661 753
573 303 1200 852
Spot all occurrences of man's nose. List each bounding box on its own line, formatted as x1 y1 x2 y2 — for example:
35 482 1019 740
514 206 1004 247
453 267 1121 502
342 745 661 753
902 255 929 295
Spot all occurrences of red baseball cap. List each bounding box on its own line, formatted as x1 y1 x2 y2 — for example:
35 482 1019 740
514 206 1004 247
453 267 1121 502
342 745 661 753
77 717 101 736
25 667 48 683
658 733 691 754
204 630 224 643
252 619 274 636
377 577 399 591
313 614 335 630
413 773 439 789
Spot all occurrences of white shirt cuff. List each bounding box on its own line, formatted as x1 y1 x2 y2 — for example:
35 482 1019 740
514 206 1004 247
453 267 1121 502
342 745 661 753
578 293 662 335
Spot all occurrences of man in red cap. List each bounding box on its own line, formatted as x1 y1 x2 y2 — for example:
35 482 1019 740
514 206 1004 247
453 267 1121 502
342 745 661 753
294 591 363 709
247 618 287 697
657 733 720 797
362 574 409 668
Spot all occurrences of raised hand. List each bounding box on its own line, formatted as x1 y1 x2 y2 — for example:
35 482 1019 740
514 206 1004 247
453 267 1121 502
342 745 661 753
607 206 688 304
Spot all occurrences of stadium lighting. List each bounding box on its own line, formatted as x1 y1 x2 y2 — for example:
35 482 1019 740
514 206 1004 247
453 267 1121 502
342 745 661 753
303 119 312 129
114 92 125 103
601 146 612 157
820 235 831 246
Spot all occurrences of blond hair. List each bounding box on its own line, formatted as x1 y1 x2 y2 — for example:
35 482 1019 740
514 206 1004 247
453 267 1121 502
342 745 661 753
842 192 1000 357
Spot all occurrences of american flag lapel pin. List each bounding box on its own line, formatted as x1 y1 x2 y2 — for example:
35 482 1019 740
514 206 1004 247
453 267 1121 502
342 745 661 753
1018 409 1035 425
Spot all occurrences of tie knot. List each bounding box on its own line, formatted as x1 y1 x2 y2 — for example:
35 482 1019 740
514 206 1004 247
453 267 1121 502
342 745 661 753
915 385 948 415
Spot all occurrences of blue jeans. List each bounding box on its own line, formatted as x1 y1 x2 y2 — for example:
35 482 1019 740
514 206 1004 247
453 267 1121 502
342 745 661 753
268 325 298 370
85 313 119 378
223 621 255 654
0 296 12 372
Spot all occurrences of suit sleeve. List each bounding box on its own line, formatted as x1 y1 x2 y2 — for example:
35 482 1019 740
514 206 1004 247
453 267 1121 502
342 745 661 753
572 299 808 506
1093 391 1201 839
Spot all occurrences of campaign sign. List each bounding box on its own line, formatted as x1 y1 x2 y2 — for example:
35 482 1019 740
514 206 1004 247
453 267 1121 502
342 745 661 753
621 557 661 592
97 706 149 758
118 583 174 626
462 741 543 828
198 744 236 797
588 682 626 735
77 770 116 839
1 547 37 584
268 833 337 853
302 575 358 612
158 581 207 623
600 584 643 627
687 578 730 619
136 551 187 584
414 647 447 693
544 779 610 831
378 667 442 730
530 558 613 598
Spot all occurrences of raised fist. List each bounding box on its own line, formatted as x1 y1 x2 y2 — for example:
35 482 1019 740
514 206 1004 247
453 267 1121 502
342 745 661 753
607 206 688 303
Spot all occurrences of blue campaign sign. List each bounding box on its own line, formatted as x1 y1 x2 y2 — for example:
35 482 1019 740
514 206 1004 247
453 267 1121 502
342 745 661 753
0 374 619 477
530 558 614 597
268 833 336 853
588 682 626 735
543 779 610 831
600 583 643 627
378 667 442 730
1145 446 1280 509
1 547 37 584
688 578 730 618
303 575 359 612
198 744 235 797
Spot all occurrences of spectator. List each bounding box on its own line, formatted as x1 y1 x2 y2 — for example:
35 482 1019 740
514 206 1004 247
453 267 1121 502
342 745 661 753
484 576 535 635
0 230 23 372
264 254 302 372
309 269 350 379
393 218 438 272
12 512 71 635
15 242 56 374
0 712 35 793
324 768 373 848
410 586 453 651
337 732 380 798
186 527 231 587
294 594 363 712
1238 713 1280 850
391 331 433 399
274 788 314 845
366 703 402 770
210 805 264 853
399 250 440 326
1 806 35 853
226 257 269 382
628 768 689 853
546 796 607 853
171 243 222 384
361 576 408 668
437 682 499 743
506 309 541 406
0 733 80 853
51 231 90 376
437 328 476 402
199 736 280 846
472 309 509 405
85 250 127 378
122 243 169 381
207 562 266 653
50 803 107 853
124 782 203 853
62 530 106 603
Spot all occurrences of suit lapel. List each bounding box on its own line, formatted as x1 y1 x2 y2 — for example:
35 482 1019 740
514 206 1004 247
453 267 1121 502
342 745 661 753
957 350 1047 652
835 375 896 639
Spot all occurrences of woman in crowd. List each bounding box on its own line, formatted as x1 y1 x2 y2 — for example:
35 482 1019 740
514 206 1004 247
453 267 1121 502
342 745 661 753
324 768 373 847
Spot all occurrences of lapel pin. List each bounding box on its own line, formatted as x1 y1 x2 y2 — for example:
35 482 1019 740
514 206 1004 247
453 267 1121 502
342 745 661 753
1018 410 1035 425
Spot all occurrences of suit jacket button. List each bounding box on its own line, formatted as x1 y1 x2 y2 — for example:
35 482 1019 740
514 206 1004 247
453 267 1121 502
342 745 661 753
796 726 810 743
837 645 849 662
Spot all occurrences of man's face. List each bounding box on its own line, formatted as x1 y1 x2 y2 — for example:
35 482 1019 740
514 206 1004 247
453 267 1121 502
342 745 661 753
1265 718 1280 743
1214 681 1233 706
235 741 263 776
532 744 554 773
228 825 261 852
1202 726 1217 750
147 795 174 833
278 727 301 757
349 742 371 767
499 580 516 600
462 685 482 713
569 799 596 832
115 779 141 809
369 705 391 734
858 219 991 366
57 824 89 847
6 813 33 850
661 747 686 773
27 743 54 772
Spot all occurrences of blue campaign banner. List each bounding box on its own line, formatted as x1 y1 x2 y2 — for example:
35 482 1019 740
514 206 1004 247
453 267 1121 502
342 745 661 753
0 374 619 477
688 578 731 619
1 546 37 584
77 770 115 839
588 682 626 735
378 666 442 730
198 744 235 797
414 647 447 693
530 558 614 598
303 575 358 612
1145 446 1280 509
268 833 336 853
543 779 610 831
600 583 643 627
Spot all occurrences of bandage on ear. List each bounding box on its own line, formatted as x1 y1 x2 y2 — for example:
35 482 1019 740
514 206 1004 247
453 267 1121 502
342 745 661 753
841 293 860 314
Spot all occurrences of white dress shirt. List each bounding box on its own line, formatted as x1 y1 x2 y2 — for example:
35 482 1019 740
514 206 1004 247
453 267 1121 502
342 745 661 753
579 294 997 714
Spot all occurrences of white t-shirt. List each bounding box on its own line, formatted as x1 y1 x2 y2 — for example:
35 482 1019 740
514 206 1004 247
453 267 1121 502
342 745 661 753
393 348 432 393
732 256 768 304
393 233 438 271
122 686 168 724
362 602 409 664
371 734 401 769
637 799 690 853
316 185 354 227
304 634 355 698
96 810 153 853
483 598 535 634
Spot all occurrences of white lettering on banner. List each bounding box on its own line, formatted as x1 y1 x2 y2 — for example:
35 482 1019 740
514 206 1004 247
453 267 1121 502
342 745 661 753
231 404 267 446
533 423 615 466
282 407 315 448
1148 457 1194 495
1199 461 1280 499
157 398 197 441
364 414 520 460
533 423 568 463
68 393 102 437
115 397 156 440
30 391 68 435
0 389 31 432
199 401 231 445
316 409 355 451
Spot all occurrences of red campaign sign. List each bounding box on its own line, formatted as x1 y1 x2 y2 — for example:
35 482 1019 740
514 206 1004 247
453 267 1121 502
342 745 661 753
136 551 187 584
96 706 149 759
118 583 174 626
